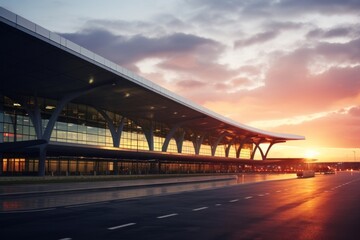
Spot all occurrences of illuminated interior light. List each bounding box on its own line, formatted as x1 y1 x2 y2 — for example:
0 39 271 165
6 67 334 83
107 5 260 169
13 103 21 107
89 78 94 84
173 111 178 115
124 93 130 98
45 105 55 110
150 106 155 110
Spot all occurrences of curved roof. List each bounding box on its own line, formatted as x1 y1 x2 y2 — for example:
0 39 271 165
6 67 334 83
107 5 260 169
0 7 304 145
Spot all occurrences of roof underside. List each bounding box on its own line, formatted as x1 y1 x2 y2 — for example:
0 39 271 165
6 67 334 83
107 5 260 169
0 8 304 146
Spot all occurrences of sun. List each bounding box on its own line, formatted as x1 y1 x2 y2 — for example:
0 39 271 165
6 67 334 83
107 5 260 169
304 149 319 159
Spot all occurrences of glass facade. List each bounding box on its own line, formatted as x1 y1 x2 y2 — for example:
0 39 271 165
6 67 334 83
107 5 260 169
0 95 253 175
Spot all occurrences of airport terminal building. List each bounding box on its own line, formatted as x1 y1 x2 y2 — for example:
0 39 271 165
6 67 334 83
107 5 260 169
0 7 305 176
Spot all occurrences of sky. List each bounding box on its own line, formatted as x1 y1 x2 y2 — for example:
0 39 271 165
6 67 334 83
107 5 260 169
1 0 360 162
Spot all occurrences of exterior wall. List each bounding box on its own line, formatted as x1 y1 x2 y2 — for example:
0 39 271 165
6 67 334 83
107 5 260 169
0 95 253 175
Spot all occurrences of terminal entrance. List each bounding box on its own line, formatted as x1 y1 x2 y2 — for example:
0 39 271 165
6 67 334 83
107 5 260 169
0 157 253 176
1 158 26 175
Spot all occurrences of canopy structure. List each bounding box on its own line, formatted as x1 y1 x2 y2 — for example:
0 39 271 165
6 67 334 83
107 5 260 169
0 7 304 176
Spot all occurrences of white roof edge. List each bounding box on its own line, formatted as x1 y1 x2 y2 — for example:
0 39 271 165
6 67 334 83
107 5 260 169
0 7 305 141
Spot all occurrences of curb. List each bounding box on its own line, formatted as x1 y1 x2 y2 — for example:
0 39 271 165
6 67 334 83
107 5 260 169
0 175 238 198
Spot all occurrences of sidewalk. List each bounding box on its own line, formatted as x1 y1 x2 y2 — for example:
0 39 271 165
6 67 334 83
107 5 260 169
0 174 238 197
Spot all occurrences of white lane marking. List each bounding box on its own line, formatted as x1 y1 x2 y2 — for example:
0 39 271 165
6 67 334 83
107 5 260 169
244 196 253 199
59 238 72 240
215 204 222 206
108 223 136 230
192 207 208 211
229 199 239 203
157 213 178 219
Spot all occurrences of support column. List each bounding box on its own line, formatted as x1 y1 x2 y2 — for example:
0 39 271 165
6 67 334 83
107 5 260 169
225 138 236 157
192 134 205 155
96 108 125 147
143 122 154 151
236 136 251 158
23 83 114 176
162 124 181 152
113 161 119 175
251 139 266 160
211 131 228 156
0 153 3 176
175 131 185 153
38 145 47 177
264 141 284 159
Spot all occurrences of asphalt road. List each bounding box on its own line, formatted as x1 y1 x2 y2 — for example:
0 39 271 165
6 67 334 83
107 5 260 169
1 172 360 240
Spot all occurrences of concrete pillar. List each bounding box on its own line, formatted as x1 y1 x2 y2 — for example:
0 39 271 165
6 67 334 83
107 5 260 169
175 131 185 153
0 154 3 175
193 134 205 155
143 124 154 151
113 161 119 175
162 123 182 152
38 145 47 176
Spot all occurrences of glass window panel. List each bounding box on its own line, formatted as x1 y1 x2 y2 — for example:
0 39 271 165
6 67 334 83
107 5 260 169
57 130 67 139
86 134 97 142
98 136 105 143
67 132 77 140
22 125 30 135
87 126 97 134
57 122 67 131
29 127 36 136
16 125 23 133
68 123 77 132
98 128 105 136
78 124 86 133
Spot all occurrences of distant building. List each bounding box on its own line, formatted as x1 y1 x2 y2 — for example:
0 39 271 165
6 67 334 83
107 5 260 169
0 7 304 176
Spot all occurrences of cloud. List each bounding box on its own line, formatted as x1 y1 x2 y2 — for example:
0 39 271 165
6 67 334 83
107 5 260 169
234 30 279 48
61 29 223 70
264 21 305 31
277 0 360 15
251 49 360 115
307 25 359 40
190 0 360 18
197 36 360 128
269 106 360 148
315 38 360 62
176 79 206 89
57 1 360 150
349 106 360 117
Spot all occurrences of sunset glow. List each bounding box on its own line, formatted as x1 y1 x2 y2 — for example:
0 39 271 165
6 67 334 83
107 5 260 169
2 0 360 162
304 149 320 159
